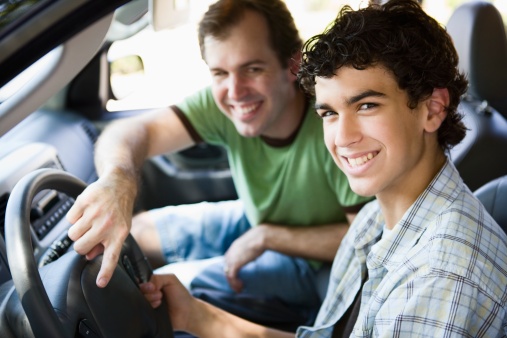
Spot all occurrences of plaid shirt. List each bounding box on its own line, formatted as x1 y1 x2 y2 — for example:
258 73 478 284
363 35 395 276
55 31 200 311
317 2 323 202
297 160 507 337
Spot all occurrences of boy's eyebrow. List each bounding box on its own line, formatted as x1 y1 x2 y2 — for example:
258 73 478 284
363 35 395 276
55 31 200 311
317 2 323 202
346 90 386 105
314 103 333 110
315 90 387 110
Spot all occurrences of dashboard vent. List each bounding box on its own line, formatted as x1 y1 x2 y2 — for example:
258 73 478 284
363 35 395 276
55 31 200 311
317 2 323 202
0 193 9 238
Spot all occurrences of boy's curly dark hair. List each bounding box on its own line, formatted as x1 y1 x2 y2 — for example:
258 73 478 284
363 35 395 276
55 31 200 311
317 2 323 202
298 0 469 151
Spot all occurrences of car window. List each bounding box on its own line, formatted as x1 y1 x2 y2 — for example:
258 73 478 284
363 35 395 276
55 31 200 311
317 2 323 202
424 0 506 24
0 49 59 104
0 0 54 36
104 0 507 113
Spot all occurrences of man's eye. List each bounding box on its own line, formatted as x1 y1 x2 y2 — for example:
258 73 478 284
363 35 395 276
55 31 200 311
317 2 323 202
247 67 262 74
212 71 226 77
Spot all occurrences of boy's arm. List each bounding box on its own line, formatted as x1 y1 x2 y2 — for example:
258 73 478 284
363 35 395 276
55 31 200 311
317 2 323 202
141 274 294 338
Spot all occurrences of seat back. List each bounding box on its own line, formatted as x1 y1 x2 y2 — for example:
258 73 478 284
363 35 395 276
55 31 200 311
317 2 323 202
447 1 507 119
475 175 507 233
450 99 507 191
447 2 507 191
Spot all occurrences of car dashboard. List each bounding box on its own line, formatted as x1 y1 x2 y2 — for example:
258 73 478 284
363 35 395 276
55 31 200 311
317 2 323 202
0 109 99 285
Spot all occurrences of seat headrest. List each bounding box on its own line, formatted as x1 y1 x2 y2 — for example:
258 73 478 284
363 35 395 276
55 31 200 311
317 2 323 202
447 1 507 118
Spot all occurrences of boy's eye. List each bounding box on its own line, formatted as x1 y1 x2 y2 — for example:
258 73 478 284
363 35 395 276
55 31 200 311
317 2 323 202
317 110 336 118
359 103 377 110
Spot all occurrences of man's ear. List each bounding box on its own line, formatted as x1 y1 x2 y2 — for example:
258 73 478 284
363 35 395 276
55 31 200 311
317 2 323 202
287 50 302 81
424 88 449 133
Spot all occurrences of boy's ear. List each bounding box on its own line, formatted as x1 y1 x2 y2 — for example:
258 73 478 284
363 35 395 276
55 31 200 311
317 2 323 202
424 88 449 133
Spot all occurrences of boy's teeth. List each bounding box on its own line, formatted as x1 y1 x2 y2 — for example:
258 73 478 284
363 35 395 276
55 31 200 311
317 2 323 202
347 152 376 167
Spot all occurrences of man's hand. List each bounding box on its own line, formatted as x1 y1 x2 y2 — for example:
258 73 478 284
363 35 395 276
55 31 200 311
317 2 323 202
223 225 267 293
66 175 135 288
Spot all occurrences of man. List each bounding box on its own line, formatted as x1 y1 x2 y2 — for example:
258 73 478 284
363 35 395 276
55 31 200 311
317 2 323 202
140 0 507 336
66 0 370 326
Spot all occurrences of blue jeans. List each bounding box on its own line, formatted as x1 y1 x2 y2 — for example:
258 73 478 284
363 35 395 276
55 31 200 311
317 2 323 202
150 200 328 320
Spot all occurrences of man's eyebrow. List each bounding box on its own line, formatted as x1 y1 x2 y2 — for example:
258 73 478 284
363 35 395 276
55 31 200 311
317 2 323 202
209 60 266 73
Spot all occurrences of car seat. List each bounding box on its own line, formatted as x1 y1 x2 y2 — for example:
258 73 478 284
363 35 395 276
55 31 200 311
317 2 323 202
446 1 507 191
446 1 507 118
475 175 507 233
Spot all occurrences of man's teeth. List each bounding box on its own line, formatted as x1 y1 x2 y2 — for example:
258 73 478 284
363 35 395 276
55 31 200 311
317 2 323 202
347 152 375 167
236 104 257 115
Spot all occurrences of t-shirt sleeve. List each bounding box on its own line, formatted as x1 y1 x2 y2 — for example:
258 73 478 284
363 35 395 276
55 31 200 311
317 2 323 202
173 87 231 145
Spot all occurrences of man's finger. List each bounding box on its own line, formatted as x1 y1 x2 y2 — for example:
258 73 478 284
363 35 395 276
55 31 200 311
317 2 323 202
225 266 243 293
96 242 122 288
66 194 86 224
67 214 94 242
85 244 105 261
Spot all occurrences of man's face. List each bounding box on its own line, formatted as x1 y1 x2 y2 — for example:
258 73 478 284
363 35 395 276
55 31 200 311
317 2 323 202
203 10 297 138
314 66 433 201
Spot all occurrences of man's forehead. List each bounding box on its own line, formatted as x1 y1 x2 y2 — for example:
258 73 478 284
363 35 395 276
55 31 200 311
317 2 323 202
202 16 274 66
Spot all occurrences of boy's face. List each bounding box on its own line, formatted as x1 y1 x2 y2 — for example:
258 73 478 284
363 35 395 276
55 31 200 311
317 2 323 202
203 10 298 138
314 65 438 201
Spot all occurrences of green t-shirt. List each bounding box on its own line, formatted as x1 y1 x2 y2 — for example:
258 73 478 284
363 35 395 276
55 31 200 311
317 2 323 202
176 87 371 228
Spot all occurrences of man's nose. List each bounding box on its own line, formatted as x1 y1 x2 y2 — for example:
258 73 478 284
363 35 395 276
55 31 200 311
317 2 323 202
227 74 247 100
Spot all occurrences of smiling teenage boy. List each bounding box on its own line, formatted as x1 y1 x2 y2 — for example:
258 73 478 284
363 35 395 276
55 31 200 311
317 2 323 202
141 0 507 336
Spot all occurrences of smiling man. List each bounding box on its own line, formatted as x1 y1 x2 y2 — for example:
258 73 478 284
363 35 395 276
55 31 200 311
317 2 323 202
140 0 507 337
65 0 370 328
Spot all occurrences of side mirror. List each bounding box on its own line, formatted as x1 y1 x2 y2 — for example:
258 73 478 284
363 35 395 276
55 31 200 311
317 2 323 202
109 55 145 100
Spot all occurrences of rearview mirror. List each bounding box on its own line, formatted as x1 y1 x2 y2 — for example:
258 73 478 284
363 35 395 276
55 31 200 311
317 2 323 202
150 0 190 31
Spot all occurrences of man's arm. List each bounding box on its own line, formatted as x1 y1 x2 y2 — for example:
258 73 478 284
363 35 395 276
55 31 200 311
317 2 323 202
262 213 355 261
66 107 195 287
224 213 356 292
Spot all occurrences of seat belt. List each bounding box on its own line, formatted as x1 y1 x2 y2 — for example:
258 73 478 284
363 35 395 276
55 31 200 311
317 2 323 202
331 272 367 338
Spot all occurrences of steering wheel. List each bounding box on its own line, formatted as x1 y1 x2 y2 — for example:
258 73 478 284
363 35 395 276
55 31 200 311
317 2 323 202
4 168 173 338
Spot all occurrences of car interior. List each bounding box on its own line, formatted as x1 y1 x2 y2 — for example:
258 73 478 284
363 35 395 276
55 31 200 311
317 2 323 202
0 0 507 336
446 0 507 233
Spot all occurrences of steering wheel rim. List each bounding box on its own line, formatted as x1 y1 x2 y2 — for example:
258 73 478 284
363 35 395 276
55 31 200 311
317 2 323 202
5 168 173 337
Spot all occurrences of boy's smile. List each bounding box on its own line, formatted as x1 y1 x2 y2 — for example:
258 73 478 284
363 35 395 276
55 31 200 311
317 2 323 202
315 65 447 227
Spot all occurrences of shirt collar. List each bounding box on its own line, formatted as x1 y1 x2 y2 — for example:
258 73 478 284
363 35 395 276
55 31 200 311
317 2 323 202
355 159 462 271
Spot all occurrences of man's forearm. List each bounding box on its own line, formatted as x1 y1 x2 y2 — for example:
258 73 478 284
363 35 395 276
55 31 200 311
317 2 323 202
260 222 350 262
94 119 149 179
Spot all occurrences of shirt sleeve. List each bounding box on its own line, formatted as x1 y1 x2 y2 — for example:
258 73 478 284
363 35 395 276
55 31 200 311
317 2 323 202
369 272 506 337
174 87 231 145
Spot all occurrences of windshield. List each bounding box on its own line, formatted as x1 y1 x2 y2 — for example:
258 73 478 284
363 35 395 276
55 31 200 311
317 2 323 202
0 0 54 38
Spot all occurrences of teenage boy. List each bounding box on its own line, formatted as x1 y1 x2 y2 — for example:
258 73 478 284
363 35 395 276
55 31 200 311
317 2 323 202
140 0 507 336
